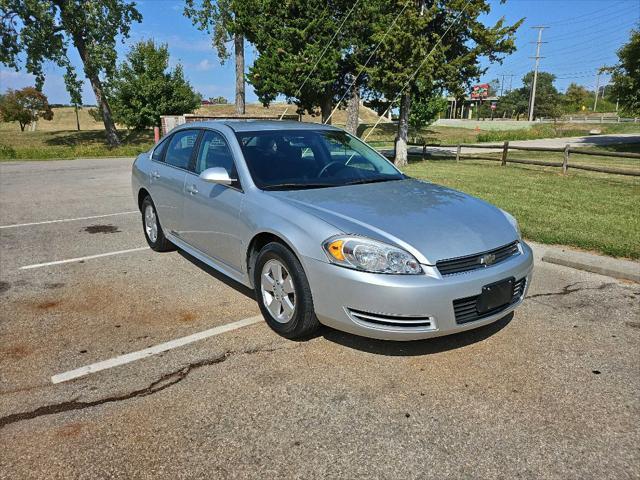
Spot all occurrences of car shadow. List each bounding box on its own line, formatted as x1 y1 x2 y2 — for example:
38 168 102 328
176 249 256 300
319 312 513 356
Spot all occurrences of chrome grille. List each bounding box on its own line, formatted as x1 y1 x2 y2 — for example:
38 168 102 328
453 277 526 325
348 308 434 329
436 241 520 276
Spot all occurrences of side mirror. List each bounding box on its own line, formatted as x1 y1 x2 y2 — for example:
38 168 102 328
199 167 236 186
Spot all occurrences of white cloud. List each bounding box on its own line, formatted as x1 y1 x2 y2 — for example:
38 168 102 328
195 59 215 71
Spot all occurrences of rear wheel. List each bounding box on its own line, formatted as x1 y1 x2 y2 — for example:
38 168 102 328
254 242 319 339
141 196 174 252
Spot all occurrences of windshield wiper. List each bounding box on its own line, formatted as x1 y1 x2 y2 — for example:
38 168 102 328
344 177 398 186
262 182 337 191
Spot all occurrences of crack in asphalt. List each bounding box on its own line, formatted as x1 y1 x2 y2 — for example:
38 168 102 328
527 282 616 300
0 344 291 430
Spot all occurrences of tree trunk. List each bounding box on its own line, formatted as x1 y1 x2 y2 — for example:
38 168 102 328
235 33 245 115
19 122 25 132
320 86 333 125
70 31 120 146
75 105 80 131
394 92 410 167
345 80 359 135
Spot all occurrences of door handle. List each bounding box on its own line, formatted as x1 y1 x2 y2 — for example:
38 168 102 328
186 184 198 195
151 171 161 179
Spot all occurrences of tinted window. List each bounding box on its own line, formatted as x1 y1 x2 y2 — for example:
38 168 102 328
151 137 169 162
235 129 402 190
165 130 199 169
194 130 237 177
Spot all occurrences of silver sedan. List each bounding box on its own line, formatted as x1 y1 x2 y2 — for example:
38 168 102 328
132 120 533 341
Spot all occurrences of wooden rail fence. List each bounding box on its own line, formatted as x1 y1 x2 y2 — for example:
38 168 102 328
406 141 640 177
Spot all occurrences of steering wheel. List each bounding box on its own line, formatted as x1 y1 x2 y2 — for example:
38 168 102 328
318 161 347 178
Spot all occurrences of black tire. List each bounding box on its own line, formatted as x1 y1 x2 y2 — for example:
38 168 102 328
254 242 320 339
141 195 174 252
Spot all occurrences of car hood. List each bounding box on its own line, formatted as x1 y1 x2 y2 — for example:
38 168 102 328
266 178 518 265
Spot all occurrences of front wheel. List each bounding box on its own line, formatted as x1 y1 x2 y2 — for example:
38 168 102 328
141 196 174 252
254 242 320 339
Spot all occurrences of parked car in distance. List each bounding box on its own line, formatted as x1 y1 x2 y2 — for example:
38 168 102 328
132 120 533 341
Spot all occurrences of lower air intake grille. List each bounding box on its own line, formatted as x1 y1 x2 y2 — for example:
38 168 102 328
453 277 526 325
348 308 433 329
437 241 520 276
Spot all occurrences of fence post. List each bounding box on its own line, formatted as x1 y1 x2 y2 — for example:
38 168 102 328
501 141 509 166
456 144 461 162
563 144 570 175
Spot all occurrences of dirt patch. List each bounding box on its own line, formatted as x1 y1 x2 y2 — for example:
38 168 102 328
0 281 10 294
83 224 121 234
625 321 640 329
36 300 61 310
45 282 66 290
56 422 84 438
1 345 33 360
179 311 198 323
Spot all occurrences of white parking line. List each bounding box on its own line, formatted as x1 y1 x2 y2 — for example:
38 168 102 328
0 211 138 229
51 315 264 384
19 247 150 270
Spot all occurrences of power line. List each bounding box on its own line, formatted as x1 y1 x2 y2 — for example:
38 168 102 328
363 0 473 142
324 2 409 124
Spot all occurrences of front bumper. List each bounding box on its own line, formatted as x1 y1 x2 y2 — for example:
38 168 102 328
303 241 534 341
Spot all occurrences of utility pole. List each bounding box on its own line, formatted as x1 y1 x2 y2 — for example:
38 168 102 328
528 26 547 122
500 74 506 97
593 69 601 112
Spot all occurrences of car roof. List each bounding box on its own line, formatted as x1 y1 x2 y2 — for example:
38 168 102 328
178 120 341 133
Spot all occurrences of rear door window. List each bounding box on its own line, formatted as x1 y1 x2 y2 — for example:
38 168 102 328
165 129 199 170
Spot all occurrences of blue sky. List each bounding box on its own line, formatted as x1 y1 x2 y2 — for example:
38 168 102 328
0 0 638 105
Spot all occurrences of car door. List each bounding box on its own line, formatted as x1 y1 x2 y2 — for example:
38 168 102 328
149 129 200 236
181 129 246 272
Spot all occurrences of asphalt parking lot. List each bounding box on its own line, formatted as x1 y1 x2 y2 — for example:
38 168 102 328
1 158 639 479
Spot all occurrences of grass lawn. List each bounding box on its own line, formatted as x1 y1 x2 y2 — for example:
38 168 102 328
404 159 640 259
0 129 154 160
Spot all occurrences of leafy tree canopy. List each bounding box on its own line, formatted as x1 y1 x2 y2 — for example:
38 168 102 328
0 0 142 145
609 28 640 115
107 40 201 129
0 87 53 131
563 83 591 113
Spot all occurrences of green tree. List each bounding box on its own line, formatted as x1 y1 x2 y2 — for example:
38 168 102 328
495 87 528 119
0 0 141 146
185 0 246 114
563 83 591 113
365 1 522 166
523 71 561 119
0 87 53 131
107 40 201 130
608 28 640 115
237 0 351 123
64 69 83 130
208 96 228 104
408 92 447 140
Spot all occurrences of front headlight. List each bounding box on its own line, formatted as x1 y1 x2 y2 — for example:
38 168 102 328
323 236 423 274
500 209 521 240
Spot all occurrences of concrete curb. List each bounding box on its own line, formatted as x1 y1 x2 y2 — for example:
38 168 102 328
534 244 640 283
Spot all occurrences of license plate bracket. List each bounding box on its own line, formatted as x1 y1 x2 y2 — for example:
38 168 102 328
476 277 515 314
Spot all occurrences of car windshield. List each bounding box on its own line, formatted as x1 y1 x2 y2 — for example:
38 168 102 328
235 129 404 190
